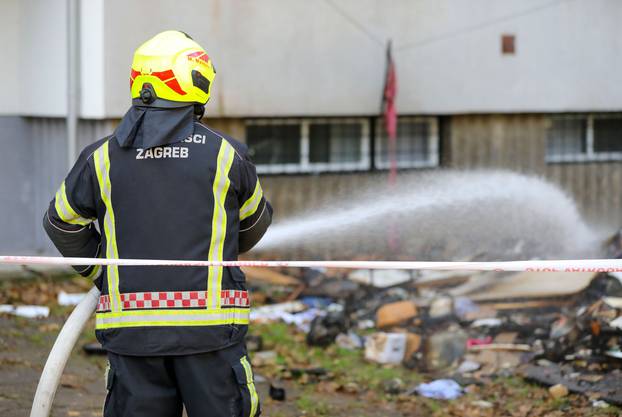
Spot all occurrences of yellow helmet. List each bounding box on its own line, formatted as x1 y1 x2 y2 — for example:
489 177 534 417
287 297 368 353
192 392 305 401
130 31 216 106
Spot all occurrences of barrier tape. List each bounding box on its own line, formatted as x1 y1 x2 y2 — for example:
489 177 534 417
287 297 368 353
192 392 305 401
1 255 622 273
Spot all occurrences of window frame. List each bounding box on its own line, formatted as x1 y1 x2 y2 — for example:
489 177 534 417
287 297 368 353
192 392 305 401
546 113 622 163
374 116 440 169
246 118 370 174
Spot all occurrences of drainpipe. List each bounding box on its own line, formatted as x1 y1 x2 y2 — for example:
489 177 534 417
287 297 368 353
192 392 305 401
67 0 79 168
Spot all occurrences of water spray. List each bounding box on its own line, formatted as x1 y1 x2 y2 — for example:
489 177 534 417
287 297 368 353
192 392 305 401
257 171 600 260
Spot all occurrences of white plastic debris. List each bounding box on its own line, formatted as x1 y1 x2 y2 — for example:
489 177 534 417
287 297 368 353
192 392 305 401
57 291 88 306
610 316 622 330
605 349 622 359
456 360 481 374
471 318 502 328
603 297 622 309
429 296 453 318
415 379 463 400
356 319 375 330
364 332 407 364
471 400 493 409
250 301 307 322
281 308 325 332
348 269 412 288
454 297 479 319
336 332 364 350
609 272 622 285
592 400 610 408
250 301 323 332
0 304 50 318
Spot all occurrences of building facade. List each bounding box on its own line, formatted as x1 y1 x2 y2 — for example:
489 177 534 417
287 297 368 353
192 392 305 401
0 0 621 254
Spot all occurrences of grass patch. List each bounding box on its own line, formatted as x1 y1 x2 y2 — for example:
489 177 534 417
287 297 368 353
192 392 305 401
586 404 622 416
296 391 332 416
419 397 444 415
250 322 422 393
26 332 46 347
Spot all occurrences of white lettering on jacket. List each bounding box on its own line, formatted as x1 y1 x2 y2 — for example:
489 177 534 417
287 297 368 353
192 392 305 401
136 146 189 160
184 134 207 144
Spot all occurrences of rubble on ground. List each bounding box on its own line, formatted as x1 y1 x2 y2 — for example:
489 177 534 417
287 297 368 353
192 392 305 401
244 237 622 406
0 238 620 413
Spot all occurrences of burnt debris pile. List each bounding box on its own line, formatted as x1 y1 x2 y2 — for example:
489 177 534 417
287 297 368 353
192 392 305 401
245 231 622 405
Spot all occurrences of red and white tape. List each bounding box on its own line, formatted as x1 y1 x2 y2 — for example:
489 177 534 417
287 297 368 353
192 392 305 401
1 255 622 273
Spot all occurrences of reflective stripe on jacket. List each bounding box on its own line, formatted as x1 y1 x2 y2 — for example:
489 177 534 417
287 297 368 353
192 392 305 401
45 120 270 355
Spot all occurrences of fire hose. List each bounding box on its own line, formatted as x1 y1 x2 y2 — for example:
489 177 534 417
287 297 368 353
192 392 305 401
7 255 620 416
29 286 99 417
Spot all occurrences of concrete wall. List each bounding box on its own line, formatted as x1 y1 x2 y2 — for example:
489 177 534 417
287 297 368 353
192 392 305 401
0 117 36 252
2 1 621 118
99 0 622 117
101 0 622 118
446 115 548 173
18 0 68 117
0 116 115 255
206 118 246 141
0 0 108 119
0 0 20 115
0 0 74 116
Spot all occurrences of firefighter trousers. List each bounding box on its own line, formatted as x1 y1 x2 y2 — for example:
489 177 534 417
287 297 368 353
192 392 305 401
103 341 260 417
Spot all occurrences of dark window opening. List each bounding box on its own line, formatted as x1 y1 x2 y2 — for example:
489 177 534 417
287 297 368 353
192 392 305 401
594 117 622 153
546 117 587 157
376 118 436 168
309 122 362 163
246 124 301 165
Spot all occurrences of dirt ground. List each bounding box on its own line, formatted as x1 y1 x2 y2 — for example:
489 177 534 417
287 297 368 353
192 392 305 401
0 312 404 417
0 276 620 417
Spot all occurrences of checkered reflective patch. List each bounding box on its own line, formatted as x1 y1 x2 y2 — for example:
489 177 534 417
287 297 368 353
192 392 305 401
96 290 249 312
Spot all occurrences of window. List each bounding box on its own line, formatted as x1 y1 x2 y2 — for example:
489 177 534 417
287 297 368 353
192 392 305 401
246 119 370 174
546 114 622 162
375 116 439 169
594 117 622 153
246 122 300 165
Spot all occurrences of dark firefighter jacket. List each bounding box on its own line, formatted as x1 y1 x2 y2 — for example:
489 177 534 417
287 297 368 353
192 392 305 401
43 105 272 356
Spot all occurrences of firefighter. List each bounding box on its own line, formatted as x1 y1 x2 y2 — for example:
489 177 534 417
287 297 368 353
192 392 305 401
43 31 271 417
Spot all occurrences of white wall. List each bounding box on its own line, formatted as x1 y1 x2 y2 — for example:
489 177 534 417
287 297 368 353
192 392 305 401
0 0 107 119
80 0 106 118
18 0 68 117
0 0 21 115
398 0 622 114
0 0 68 117
100 0 622 117
2 0 622 118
